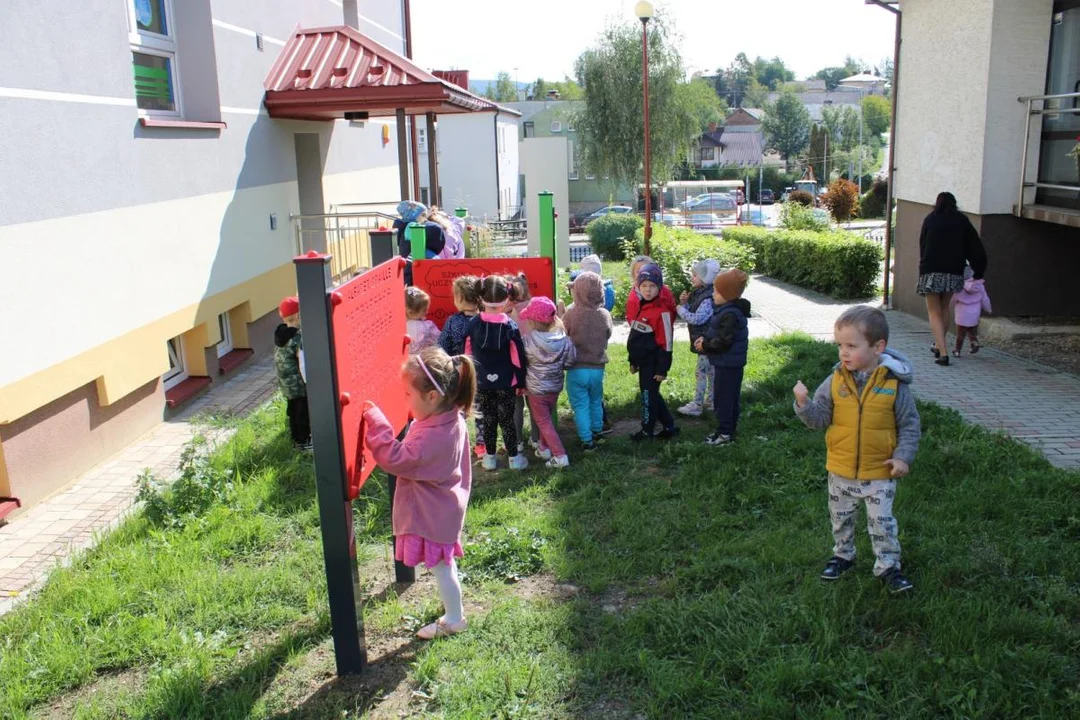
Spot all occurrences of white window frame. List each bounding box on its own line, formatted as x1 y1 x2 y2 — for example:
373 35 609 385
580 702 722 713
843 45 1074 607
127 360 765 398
567 121 576 132
585 172 596 180
127 0 182 118
700 147 716 162
418 127 427 152
216 312 234 358
568 139 578 180
551 120 562 133
164 336 188 389
498 126 506 154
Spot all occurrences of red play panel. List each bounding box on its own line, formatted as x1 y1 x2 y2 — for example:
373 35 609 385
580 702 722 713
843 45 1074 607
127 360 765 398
330 257 411 498
412 257 555 329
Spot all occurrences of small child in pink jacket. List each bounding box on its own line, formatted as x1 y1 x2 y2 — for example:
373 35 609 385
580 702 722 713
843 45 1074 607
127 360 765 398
363 346 477 640
952 266 991 356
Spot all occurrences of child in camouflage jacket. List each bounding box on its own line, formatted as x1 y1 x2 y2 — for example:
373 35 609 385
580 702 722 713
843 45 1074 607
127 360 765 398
275 296 311 450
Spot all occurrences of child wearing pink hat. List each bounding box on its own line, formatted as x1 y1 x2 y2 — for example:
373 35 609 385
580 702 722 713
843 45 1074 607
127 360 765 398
519 297 577 468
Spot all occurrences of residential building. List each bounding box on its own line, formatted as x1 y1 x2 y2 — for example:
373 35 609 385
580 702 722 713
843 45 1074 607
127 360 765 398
696 124 768 169
839 72 887 96
505 100 635 215
724 108 765 130
766 90 863 122
0 0 496 514
888 0 1080 318
418 71 522 220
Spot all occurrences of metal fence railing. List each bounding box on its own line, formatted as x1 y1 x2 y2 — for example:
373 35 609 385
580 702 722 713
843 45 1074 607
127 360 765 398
291 211 397 285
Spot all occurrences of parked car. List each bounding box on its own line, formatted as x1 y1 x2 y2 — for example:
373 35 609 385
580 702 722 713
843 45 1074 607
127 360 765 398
572 205 634 231
760 189 775 204
688 213 724 229
682 194 737 212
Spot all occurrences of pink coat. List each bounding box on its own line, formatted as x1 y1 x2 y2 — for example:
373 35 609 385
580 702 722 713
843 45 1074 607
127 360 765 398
952 277 991 327
363 406 472 544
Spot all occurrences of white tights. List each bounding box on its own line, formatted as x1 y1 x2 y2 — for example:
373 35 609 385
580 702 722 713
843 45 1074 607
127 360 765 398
431 560 464 624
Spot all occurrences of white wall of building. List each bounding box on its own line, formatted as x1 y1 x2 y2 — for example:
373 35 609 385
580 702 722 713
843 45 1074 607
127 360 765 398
497 114 521 215
894 0 1053 215
521 137 570 264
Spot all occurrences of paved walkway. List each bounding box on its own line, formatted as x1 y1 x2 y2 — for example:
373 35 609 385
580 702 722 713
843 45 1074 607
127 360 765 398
0 356 278 617
743 276 1080 470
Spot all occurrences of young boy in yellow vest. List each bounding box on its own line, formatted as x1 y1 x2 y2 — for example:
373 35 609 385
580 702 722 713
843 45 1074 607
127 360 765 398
793 306 920 594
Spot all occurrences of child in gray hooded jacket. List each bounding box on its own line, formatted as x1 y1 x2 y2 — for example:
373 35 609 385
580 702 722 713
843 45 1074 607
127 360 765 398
793 306 920 595
520 297 576 468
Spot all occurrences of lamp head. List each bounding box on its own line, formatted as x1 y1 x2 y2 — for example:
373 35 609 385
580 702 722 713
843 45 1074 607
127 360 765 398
635 0 654 21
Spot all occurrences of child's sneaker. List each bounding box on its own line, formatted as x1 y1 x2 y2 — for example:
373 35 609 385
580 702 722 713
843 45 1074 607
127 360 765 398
517 442 526 455
546 455 570 469
598 421 614 436
704 432 734 446
535 447 553 461
630 430 655 442
508 454 529 471
657 426 680 440
481 454 498 471
582 441 599 452
881 568 914 594
677 401 703 417
820 556 855 581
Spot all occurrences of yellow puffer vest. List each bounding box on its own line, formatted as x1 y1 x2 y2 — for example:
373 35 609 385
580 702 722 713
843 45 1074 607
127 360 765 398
825 365 898 480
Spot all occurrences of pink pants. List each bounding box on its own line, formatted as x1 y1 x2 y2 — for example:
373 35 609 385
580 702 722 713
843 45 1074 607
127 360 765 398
527 392 566 458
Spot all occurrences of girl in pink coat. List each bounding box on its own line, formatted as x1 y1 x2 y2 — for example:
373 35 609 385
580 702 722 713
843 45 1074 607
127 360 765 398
952 266 992 356
363 347 477 640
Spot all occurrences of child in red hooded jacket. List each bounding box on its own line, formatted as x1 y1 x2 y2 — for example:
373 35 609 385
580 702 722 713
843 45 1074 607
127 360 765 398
627 263 680 441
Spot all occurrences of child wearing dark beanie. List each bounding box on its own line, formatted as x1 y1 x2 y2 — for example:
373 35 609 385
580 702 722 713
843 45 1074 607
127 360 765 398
694 269 751 446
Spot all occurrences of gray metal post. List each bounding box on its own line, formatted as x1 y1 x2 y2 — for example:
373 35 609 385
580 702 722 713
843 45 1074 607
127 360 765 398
294 254 366 676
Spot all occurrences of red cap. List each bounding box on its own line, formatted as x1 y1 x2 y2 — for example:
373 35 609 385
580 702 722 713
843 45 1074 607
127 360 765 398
279 296 299 318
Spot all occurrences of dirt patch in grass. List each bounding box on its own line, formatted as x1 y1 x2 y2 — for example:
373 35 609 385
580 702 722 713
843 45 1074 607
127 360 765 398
510 573 582 603
993 335 1080 378
33 667 147 719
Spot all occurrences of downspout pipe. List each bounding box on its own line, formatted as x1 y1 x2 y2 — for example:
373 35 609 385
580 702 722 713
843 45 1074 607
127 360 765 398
493 109 502 219
868 0 900 309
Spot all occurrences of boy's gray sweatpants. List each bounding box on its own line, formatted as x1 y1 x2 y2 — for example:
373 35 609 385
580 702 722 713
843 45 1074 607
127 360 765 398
828 474 901 576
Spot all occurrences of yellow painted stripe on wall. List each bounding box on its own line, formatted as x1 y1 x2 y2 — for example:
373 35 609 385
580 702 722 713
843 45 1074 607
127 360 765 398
0 263 295 424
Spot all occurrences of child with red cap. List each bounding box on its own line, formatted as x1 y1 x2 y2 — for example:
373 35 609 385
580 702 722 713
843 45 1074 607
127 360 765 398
274 296 310 450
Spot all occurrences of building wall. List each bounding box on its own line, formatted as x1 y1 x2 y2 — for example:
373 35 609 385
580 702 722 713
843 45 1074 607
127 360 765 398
0 0 405 508
521 137 570 263
890 0 1073 318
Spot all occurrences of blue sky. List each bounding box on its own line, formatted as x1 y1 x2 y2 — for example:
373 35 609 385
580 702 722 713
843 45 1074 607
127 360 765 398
411 0 897 83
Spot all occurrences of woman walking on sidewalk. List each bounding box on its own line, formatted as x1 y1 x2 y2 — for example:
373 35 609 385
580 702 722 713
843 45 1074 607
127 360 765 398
916 192 988 366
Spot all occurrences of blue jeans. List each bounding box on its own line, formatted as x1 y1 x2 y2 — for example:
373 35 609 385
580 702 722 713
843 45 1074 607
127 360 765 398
566 368 605 443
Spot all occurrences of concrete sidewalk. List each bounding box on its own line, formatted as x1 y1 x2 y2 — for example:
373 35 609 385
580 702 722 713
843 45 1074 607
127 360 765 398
0 356 278 617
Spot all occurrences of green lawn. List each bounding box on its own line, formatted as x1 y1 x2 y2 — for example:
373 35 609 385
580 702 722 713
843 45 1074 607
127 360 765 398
2 336 1079 718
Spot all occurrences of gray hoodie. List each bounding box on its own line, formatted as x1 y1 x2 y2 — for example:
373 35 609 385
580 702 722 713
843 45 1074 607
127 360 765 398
522 329 577 395
794 348 921 467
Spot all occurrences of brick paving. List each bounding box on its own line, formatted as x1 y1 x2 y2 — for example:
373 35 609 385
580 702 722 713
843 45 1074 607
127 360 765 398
743 276 1080 470
0 356 278 617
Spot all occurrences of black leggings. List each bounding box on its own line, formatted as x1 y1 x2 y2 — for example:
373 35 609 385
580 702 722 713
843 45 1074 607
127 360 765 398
477 389 519 457
286 396 310 444
638 365 674 435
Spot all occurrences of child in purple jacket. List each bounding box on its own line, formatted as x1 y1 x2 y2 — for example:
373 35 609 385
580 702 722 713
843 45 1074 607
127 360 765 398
363 347 477 640
951 266 992 356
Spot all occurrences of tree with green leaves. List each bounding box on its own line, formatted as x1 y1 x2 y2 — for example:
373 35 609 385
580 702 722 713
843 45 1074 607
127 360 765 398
681 78 729 131
485 71 518 103
862 95 891 136
530 77 548 100
743 79 769 109
762 89 811 170
813 56 864 91
575 13 698 194
752 56 796 90
713 53 795 105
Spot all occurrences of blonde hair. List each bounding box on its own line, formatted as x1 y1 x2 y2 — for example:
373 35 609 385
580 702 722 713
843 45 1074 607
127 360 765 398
405 287 430 318
835 306 890 345
403 347 477 416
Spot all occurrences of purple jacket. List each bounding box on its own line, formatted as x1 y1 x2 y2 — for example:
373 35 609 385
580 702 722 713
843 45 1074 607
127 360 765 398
437 216 466 259
952 277 991 327
364 406 471 544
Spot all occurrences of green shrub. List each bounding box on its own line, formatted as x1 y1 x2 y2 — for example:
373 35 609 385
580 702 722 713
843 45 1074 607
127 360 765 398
723 226 881 299
623 225 756 298
860 178 888 219
586 214 643 260
779 202 831 232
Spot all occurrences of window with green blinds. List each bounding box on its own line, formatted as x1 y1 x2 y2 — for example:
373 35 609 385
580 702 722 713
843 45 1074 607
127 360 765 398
132 52 175 112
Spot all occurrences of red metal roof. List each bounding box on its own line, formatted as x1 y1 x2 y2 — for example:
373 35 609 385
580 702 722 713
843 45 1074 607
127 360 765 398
263 26 496 120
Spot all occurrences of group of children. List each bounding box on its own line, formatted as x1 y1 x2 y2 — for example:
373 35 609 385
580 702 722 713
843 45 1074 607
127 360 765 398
273 252 930 640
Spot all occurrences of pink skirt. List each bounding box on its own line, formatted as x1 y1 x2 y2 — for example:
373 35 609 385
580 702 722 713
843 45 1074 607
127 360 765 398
395 533 464 569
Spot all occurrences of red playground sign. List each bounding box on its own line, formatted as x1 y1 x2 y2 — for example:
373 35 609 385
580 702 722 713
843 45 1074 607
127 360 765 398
412 257 556 329
330 258 411 498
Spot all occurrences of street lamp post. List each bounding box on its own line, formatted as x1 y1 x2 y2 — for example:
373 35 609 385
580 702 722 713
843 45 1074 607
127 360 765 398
636 1 654 254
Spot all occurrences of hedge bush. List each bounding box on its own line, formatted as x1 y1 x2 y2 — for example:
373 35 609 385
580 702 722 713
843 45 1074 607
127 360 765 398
586 214 644 260
860 178 888 219
623 225 757 298
723 226 881 299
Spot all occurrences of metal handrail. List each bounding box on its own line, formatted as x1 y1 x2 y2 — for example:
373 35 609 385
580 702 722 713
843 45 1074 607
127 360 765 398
1016 92 1080 217
289 211 397 221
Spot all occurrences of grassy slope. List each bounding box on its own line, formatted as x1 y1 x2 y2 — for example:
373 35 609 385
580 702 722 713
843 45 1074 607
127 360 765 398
1 336 1078 718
